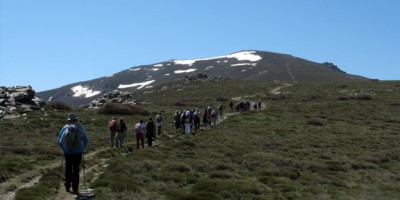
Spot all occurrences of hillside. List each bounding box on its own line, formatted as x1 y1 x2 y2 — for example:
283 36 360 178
37 50 368 107
1 79 400 199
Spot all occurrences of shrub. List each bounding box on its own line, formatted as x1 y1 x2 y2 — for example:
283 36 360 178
45 101 71 110
355 94 373 100
306 117 325 126
216 96 229 102
390 102 400 106
337 96 350 101
268 94 287 101
97 103 150 115
173 98 199 107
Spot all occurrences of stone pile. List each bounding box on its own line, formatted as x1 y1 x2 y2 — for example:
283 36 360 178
88 90 136 109
0 86 46 119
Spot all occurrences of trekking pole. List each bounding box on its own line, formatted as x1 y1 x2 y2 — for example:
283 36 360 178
82 151 86 188
57 154 64 192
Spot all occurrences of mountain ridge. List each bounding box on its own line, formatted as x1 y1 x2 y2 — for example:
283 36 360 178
37 50 369 107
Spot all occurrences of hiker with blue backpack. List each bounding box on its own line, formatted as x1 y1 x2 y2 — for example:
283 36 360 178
57 113 88 194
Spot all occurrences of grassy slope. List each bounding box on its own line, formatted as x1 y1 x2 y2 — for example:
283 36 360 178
90 80 400 199
1 79 400 199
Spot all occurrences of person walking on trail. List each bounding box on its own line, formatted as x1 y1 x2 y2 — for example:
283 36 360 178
218 104 224 119
57 113 88 194
193 108 201 131
145 117 156 147
156 112 163 136
134 120 145 149
202 108 209 128
229 101 233 113
211 109 218 127
108 117 118 148
173 110 181 134
184 110 191 134
115 118 127 148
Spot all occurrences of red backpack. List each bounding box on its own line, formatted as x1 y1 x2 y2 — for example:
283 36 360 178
108 120 117 132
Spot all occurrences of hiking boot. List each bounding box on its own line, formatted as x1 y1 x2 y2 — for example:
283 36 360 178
64 183 70 192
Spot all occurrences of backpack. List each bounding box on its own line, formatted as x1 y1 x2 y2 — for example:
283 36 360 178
211 110 216 118
109 120 117 131
156 115 162 123
117 123 123 132
134 123 142 134
64 124 82 151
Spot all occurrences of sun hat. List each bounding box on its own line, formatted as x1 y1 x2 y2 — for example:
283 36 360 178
67 113 78 121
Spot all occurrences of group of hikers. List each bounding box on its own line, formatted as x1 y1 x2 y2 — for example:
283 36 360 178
55 100 262 195
108 113 164 150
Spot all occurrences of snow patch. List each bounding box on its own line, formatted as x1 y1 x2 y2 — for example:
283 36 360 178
129 67 142 71
205 66 214 70
118 80 155 89
153 64 163 67
173 51 262 66
231 63 257 67
106 75 114 78
174 69 197 74
164 73 170 76
71 85 101 98
150 68 159 71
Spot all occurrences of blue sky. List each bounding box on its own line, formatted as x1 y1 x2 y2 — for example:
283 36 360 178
1 0 399 92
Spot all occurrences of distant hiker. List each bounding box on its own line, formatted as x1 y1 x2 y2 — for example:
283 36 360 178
211 109 218 127
145 117 156 147
218 104 224 118
134 120 145 149
257 100 262 111
229 101 233 113
156 112 163 136
115 118 127 148
202 108 209 128
253 103 258 111
237 102 244 113
108 117 118 148
184 110 191 134
193 108 201 131
173 110 181 134
57 113 88 194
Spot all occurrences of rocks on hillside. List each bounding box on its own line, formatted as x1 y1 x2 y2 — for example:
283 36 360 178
0 86 46 119
88 90 136 109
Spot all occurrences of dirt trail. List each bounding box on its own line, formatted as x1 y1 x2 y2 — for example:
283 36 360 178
270 83 292 95
0 148 108 200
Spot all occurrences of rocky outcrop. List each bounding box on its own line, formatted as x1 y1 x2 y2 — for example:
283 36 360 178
0 86 46 119
88 90 136 109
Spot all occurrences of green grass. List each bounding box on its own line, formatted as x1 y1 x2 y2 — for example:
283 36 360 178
1 79 400 199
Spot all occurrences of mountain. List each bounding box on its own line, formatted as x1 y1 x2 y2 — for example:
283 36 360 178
37 50 368 107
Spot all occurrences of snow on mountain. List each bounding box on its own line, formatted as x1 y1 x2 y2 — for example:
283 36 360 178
173 51 262 66
71 85 101 98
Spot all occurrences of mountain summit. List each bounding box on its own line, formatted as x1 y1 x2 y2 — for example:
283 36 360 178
37 50 368 107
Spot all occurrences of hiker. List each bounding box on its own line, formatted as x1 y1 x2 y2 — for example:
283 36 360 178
173 110 181 134
218 104 224 119
257 100 262 111
229 101 233 113
211 109 218 127
108 117 118 148
156 112 163 136
115 118 127 148
134 120 145 149
202 108 208 128
145 117 156 147
193 108 201 131
184 110 191 134
57 113 88 194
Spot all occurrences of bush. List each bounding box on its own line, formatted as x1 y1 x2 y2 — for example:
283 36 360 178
337 96 350 101
390 102 400 106
355 94 373 100
306 117 325 126
97 103 150 115
268 94 287 101
173 98 199 107
216 96 229 102
45 101 71 110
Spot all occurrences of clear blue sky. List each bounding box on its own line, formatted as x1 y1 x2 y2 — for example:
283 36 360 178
1 0 399 92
